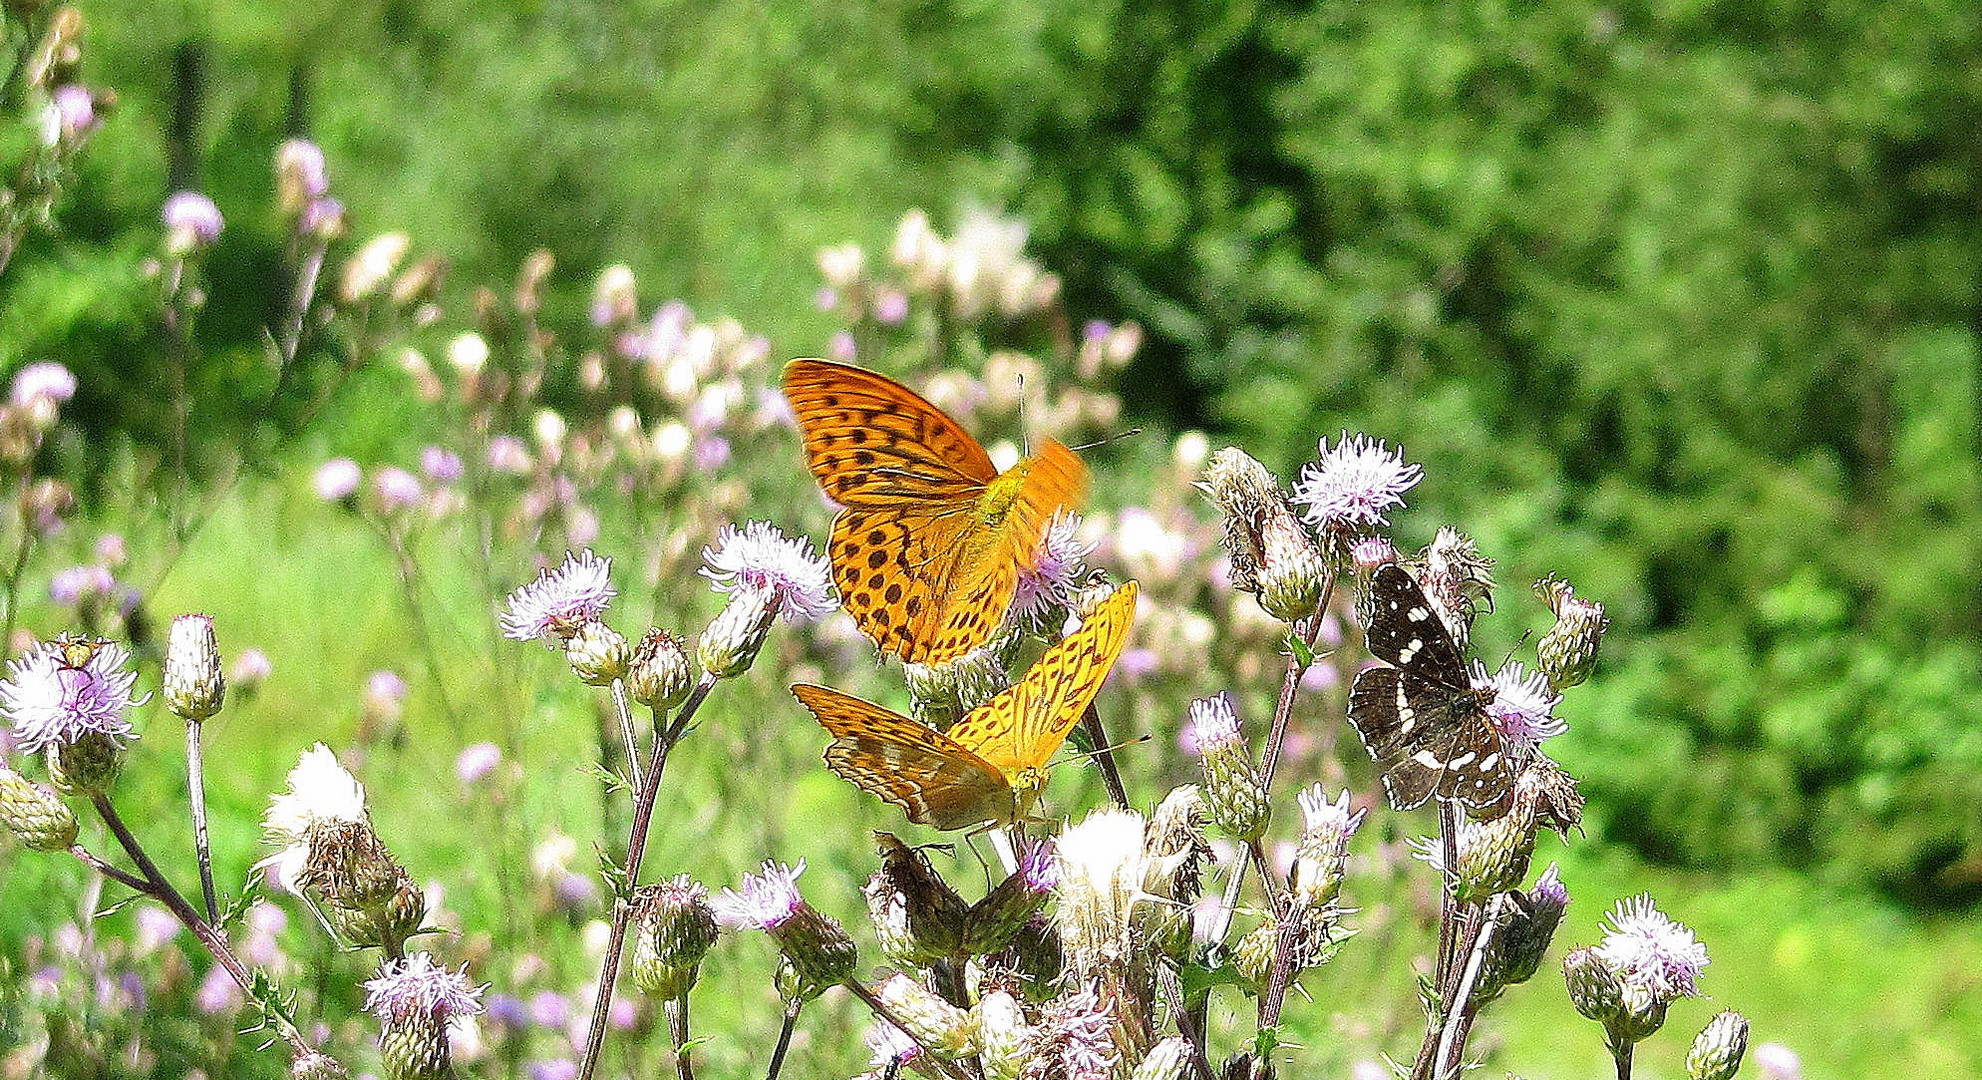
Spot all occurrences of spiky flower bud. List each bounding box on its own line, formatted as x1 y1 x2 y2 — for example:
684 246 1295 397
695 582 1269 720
1563 946 1625 1024
626 629 695 711
564 619 629 686
1006 913 1064 1000
1413 527 1493 651
1686 1011 1750 1080
967 841 1057 955
1536 576 1609 691
1139 786 1210 961
0 765 77 851
696 588 775 679
713 860 855 1000
906 647 1012 730
1133 1037 1194 1080
1187 694 1270 842
1290 787 1365 913
1233 919 1280 990
866 832 970 963
973 986 1032 1080
630 876 719 1000
1610 981 1671 1047
1451 782 1539 904
49 729 123 795
1481 863 1567 1000
164 613 225 721
877 973 977 1059
1199 448 1325 619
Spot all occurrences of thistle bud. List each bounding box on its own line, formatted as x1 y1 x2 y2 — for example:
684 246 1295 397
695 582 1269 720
696 587 774 679
1004 913 1063 1000
363 954 484 1080
0 765 77 851
49 730 123 795
290 1047 352 1080
1198 448 1324 620
627 629 695 711
1139 786 1210 961
377 1011 450 1080
1289 787 1364 913
972 986 1031 1080
1452 784 1539 904
1686 1011 1750 1080
1187 694 1270 842
1133 1037 1195 1080
630 876 719 1000
1563 947 1624 1024
1610 980 1671 1047
1480 863 1567 1000
866 832 970 964
877 973 977 1059
1233 919 1280 990
965 841 1056 955
274 139 329 217
905 647 1012 730
1536 576 1609 691
164 613 225 721
162 192 224 257
1413 528 1493 652
564 619 629 686
773 903 858 1000
1256 507 1328 623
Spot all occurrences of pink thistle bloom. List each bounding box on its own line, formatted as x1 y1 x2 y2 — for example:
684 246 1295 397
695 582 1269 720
162 191 224 249
362 953 487 1026
1184 692 1243 756
48 565 114 605
456 742 502 785
50 85 97 142
2 640 144 753
230 648 272 689
1292 433 1424 531
1594 894 1709 1001
11 361 76 406
829 330 858 362
711 859 806 931
1350 535 1399 571
487 435 534 475
1010 511 1095 626
195 963 241 1016
421 446 465 484
694 434 731 472
699 522 835 623
1470 660 1565 750
874 289 910 325
314 458 362 502
501 550 615 643
373 467 424 513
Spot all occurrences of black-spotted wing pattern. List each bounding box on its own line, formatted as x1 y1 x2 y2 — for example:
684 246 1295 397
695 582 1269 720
1347 564 1511 810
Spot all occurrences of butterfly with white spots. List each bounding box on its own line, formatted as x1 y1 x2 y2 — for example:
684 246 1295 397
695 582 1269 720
1347 563 1512 811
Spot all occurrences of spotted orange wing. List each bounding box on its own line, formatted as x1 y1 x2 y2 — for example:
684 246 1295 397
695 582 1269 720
782 359 1088 664
947 581 1139 780
791 683 1018 831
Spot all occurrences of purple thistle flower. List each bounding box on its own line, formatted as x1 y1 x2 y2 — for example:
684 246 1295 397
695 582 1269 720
699 522 835 623
313 458 361 502
1 640 144 753
874 289 910 325
456 741 502 785
1530 861 1568 906
501 550 615 643
694 434 732 472
484 993 528 1030
1471 660 1566 750
48 565 114 605
195 963 241 1016
1595 894 1709 1000
373 467 424 513
487 435 534 474
230 648 272 689
1018 840 1059 893
362 953 487 1026
529 1061 579 1080
1292 433 1424 532
1010 511 1094 626
421 445 465 484
829 330 858 362
162 192 224 252
1185 692 1243 756
11 361 77 406
49 85 97 142
711 859 806 931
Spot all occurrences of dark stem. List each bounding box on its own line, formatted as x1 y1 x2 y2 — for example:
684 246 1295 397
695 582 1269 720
1245 839 1285 914
1079 703 1130 810
1433 898 1505 1080
1435 801 1460 994
1156 963 1218 1080
665 997 695 1080
185 717 218 922
69 844 152 893
1613 1043 1633 1080
574 674 716 1080
764 997 802 1080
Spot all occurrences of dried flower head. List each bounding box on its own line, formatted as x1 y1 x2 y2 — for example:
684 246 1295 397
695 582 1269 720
1054 808 1151 978
501 550 616 644
699 521 835 623
1415 526 1494 645
2 637 143 754
630 875 719 1000
262 743 369 893
1023 985 1120 1080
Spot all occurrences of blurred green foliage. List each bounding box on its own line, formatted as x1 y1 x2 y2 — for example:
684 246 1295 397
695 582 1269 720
6 0 1981 904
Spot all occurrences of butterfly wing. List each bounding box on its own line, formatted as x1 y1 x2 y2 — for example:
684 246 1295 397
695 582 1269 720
790 683 1015 831
1363 564 1469 686
1347 667 1510 811
784 359 1087 663
949 581 1138 779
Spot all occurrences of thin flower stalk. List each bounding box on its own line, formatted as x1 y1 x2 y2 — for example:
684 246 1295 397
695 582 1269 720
375 519 467 740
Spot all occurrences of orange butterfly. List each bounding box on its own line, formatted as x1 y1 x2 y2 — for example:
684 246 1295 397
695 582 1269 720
782 358 1087 664
791 581 1138 831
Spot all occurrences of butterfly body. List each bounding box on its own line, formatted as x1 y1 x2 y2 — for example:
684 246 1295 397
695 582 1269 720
784 359 1087 664
793 581 1138 831
1348 564 1511 810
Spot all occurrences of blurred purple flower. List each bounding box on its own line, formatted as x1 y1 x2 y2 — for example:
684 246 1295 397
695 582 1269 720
457 742 502 785
529 1061 579 1080
829 330 857 362
373 467 424 513
196 963 242 1015
694 434 731 472
95 533 126 566
814 287 838 312
487 435 533 475
527 990 572 1030
301 197 346 241
485 993 528 1030
48 565 113 605
421 445 464 484
49 85 97 142
874 289 910 325
1083 319 1112 341
11 361 76 406
134 906 181 955
314 458 362 502
1299 662 1339 692
162 191 224 253
230 648 272 691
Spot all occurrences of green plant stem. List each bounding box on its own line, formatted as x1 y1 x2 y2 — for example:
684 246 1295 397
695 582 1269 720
1 474 38 648
184 716 218 922
665 997 695 1080
611 677 643 791
575 673 716 1080
763 997 802 1080
1079 702 1130 810
378 520 467 740
1432 896 1506 1080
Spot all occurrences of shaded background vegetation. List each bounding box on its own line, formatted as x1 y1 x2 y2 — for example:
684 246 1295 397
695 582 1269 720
11 0 1982 910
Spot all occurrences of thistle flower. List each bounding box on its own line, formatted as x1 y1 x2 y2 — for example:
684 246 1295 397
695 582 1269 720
373 468 425 514
275 139 329 216
877 973 977 1059
162 191 223 256
1290 787 1365 912
967 840 1058 955
629 876 719 1000
314 458 362 502
501 550 615 645
1009 511 1095 632
1475 660 1565 755
698 521 836 624
626 629 696 711
1687 1011 1750 1080
905 645 1013 730
455 742 501 785
0 764 78 852
1054 808 1150 979
1198 447 1324 620
713 860 855 998
1187 693 1269 842
1023 986 1120 1080
866 832 970 964
1291 433 1423 538
362 952 486 1080
11 362 77 408
420 446 464 485
262 743 368 894
164 613 225 722
974 987 1031 1080
1536 576 1609 691
2 637 143 755
1594 894 1709 1003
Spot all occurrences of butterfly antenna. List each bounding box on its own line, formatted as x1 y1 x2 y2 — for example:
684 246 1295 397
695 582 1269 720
1051 732 1153 772
1497 630 1535 672
1067 427 1143 454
